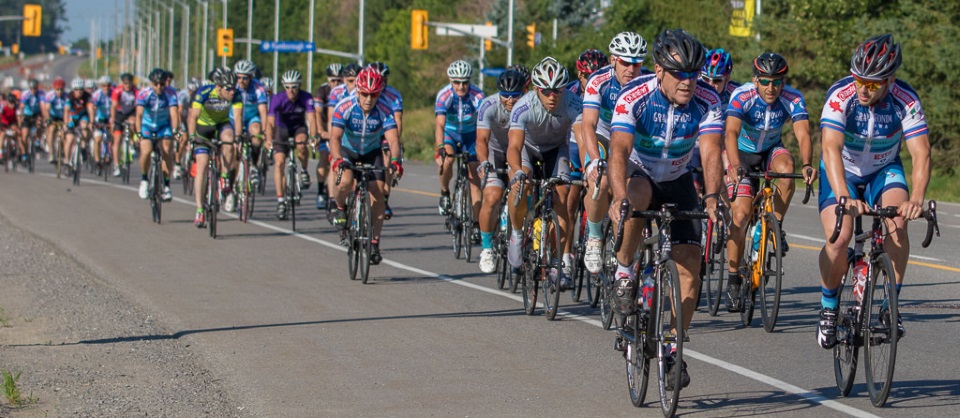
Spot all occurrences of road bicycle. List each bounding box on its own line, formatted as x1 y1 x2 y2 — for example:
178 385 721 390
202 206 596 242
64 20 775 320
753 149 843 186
144 132 164 224
279 139 309 231
49 120 66 179
480 165 514 291
2 127 17 172
830 195 939 407
441 142 477 262
235 133 259 223
193 136 222 239
337 162 387 284
118 123 136 184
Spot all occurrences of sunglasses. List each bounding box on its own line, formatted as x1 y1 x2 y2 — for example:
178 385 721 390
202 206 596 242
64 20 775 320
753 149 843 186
221 86 236 92
451 80 470 86
500 91 523 99
344 78 356 83
358 91 380 98
853 75 887 91
756 78 784 87
538 88 562 97
237 75 250 81
283 85 299 90
616 57 643 67
668 70 699 81
701 75 725 83
329 78 343 83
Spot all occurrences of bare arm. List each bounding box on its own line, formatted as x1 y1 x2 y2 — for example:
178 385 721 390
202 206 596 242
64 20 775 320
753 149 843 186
328 125 344 161
903 134 931 219
580 108 602 161
476 128 492 163
435 114 447 149
724 115 743 174
608 130 631 202
135 106 144 134
506 129 524 176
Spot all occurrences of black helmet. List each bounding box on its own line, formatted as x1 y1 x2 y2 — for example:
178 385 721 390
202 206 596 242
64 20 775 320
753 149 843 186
497 70 526 94
342 63 362 77
148 68 166 83
850 34 901 80
752 52 788 77
325 63 343 77
120 73 134 82
652 29 706 73
507 64 531 86
5 93 16 102
368 61 390 76
211 66 237 88
28 78 39 88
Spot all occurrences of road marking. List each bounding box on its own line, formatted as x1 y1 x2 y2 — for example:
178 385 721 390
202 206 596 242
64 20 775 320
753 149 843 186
789 232 945 263
393 186 441 198
50 174 880 417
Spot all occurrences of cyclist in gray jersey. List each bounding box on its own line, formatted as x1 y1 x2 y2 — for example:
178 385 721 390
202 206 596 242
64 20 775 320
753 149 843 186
476 70 525 273
505 57 583 290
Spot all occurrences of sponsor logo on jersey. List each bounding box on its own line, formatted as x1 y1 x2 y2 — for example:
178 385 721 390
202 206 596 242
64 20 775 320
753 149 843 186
615 103 628 115
890 84 916 106
835 83 856 101
694 86 720 106
621 83 650 104
829 100 842 112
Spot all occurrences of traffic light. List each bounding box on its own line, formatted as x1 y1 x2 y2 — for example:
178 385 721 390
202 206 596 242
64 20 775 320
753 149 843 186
22 4 42 37
97 47 103 60
12 44 19 55
484 22 493 51
411 10 428 50
526 23 536 49
217 28 234 57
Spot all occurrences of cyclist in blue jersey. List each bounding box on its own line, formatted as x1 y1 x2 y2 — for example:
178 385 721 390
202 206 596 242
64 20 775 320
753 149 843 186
313 63 342 210
369 62 404 220
435 59 484 219
64 78 96 171
608 29 725 390
816 34 930 348
233 60 269 188
42 77 68 163
18 79 44 161
724 52 815 311
582 32 650 274
135 69 181 202
692 48 741 192
90 76 113 168
326 63 361 134
476 70 526 273
266 70 317 220
328 68 402 264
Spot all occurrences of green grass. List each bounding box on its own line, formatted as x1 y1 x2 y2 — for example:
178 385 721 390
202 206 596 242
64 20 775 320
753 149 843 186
0 306 10 327
1 370 38 407
402 107 438 162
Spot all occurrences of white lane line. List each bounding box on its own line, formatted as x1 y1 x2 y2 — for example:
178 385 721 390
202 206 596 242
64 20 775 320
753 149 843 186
53 173 877 417
788 232 943 262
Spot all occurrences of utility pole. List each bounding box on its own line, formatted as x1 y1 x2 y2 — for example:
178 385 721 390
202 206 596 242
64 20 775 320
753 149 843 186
507 0 514 66
358 0 364 64
307 0 315 92
246 0 253 59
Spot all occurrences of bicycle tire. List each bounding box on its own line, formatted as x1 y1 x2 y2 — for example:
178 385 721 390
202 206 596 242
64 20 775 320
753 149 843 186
626 312 651 407
237 160 249 223
588 273 601 308
359 192 373 284
864 253 898 407
656 259 683 418
452 183 464 259
347 196 360 280
181 147 192 195
72 139 83 185
542 214 562 320
27 140 35 173
740 220 757 327
600 224 617 330
522 236 538 315
151 153 163 224
703 218 725 316
571 205 587 302
287 163 298 231
207 163 219 239
461 181 474 263
760 213 783 332
833 258 859 397
56 137 62 179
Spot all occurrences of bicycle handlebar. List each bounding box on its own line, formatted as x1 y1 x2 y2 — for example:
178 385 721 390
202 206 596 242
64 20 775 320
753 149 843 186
740 168 815 205
613 199 710 253
335 162 387 186
829 196 940 248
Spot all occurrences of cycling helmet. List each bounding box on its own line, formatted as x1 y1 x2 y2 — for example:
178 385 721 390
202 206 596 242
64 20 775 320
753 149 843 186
530 57 569 89
496 70 526 94
702 48 733 78
163 70 174 81
355 67 386 94
187 77 200 91
148 68 166 83
211 66 237 88
447 60 472 80
608 31 647 63
28 78 39 89
325 63 343 77
576 49 608 75
342 63 362 77
120 73 134 82
233 59 257 75
652 29 706 73
70 77 84 90
52 77 66 89
98 75 112 85
84 78 96 89
850 34 901 80
260 77 275 91
368 61 390 77
752 52 789 77
507 64 531 86
5 93 16 102
281 69 302 85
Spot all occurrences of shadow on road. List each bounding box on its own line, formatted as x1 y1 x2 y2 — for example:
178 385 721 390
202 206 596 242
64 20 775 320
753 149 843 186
681 389 817 416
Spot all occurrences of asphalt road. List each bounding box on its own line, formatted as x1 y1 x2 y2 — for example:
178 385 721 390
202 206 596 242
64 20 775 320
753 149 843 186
0 57 958 417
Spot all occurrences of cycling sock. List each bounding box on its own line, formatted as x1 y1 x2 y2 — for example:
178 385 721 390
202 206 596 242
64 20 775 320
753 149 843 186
480 231 493 249
277 196 284 203
163 178 170 187
563 253 573 270
821 286 839 310
511 228 522 241
141 174 148 181
895 283 902 295
587 220 603 238
727 272 741 286
441 190 450 197
196 208 203 214
615 262 635 280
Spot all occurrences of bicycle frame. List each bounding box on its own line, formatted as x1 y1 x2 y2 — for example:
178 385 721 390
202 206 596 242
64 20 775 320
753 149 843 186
741 171 811 289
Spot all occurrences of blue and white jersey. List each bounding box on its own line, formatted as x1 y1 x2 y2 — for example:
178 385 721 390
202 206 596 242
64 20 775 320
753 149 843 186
43 91 68 118
136 88 178 130
380 85 404 113
582 65 653 139
20 89 45 116
435 84 484 134
91 89 112 120
610 74 723 182
237 79 269 120
332 96 397 155
820 77 928 177
726 82 808 153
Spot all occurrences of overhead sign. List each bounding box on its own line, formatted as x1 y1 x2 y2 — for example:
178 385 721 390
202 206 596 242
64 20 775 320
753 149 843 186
434 23 497 38
23 4 42 37
729 0 755 37
260 41 316 53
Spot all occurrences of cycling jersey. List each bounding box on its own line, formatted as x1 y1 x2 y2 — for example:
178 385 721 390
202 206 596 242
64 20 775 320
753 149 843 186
236 79 268 124
0 102 16 126
715 81 742 108
192 85 242 127
380 85 404 114
136 87 178 132
331 95 397 156
314 83 333 126
565 79 582 96
610 74 723 183
509 90 582 155
20 89 44 117
820 76 928 177
583 65 653 140
435 84 484 135
726 82 808 153
111 86 139 116
476 93 512 156
268 90 314 130
327 84 353 109
91 89 112 121
43 91 68 119
67 91 93 118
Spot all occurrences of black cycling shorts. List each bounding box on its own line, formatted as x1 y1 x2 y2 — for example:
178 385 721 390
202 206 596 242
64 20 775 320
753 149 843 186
342 148 386 182
274 125 308 155
629 171 702 247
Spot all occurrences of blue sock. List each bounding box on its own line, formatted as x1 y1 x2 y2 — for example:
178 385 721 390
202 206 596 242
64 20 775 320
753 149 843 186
895 283 902 295
141 174 148 181
481 231 493 249
587 220 603 238
821 286 839 310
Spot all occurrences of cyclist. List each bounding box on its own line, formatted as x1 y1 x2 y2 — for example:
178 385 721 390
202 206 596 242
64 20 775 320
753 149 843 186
476 70 526 273
1 93 19 160
18 79 44 161
327 63 361 134
234 60 269 188
84 79 96 94
723 52 815 311
608 29 725 391
506 64 531 92
505 57 583 290
135 69 180 202
261 77 275 97
435 59 484 224
188 67 243 226
693 48 741 192
91 76 113 169
266 70 317 220
582 32 650 275
110 73 139 176
174 77 201 178
63 77 96 171
816 34 928 348
368 62 404 220
313 63 342 210
41 77 69 164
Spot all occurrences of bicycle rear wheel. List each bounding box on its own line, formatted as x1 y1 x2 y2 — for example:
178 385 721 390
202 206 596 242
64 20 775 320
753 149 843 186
740 220 757 327
833 257 860 397
704 218 727 316
359 193 373 284
495 221 510 289
760 213 783 332
452 183 465 259
571 205 587 302
521 236 538 315
542 215 562 320
460 183 474 263
600 224 617 330
626 313 651 407
207 163 219 239
656 259 684 418
864 253 898 407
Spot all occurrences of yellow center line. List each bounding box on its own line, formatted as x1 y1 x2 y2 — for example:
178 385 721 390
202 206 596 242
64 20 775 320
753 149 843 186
393 187 441 198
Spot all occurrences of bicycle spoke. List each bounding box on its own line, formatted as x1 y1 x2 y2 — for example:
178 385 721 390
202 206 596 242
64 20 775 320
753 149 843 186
864 253 898 406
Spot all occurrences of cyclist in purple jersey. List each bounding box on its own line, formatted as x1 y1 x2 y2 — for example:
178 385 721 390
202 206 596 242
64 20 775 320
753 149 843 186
313 63 343 210
266 70 317 219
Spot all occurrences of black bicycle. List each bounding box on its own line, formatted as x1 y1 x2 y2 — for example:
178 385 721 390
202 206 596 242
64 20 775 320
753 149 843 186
193 136 222 238
829 195 938 407
145 132 164 223
480 165 514 291
278 139 308 230
337 162 387 284
441 142 477 262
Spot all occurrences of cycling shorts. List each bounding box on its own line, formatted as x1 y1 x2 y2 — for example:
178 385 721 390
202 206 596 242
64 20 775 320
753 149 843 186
443 130 477 157
627 170 703 247
342 147 386 183
522 144 570 182
68 114 89 129
243 115 261 129
726 145 792 199
140 125 174 143
818 159 908 212
113 111 136 133
273 124 308 155
194 122 234 155
569 140 582 181
482 150 510 190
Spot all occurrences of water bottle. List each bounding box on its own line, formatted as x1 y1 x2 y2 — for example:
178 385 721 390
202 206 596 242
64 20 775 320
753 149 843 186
532 218 542 251
499 207 508 234
640 266 655 312
750 222 762 262
852 260 868 303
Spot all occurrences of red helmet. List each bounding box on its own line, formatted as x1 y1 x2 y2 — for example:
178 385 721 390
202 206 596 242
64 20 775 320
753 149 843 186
355 67 385 94
52 77 66 89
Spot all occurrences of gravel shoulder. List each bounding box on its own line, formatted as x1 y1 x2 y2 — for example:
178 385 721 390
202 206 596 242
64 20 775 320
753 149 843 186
0 215 239 417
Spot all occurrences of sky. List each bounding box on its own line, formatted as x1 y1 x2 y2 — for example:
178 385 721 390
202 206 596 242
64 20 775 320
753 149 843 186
62 0 125 43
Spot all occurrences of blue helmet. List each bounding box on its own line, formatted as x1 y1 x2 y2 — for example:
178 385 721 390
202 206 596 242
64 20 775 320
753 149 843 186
702 48 733 78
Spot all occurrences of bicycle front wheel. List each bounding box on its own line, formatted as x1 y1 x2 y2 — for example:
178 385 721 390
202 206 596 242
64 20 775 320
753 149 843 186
347 199 360 280
833 257 860 397
760 213 783 332
522 234 538 315
151 156 163 224
626 313 651 407
358 192 373 284
740 220 757 327
452 184 465 259
542 215 562 321
571 205 587 302
207 164 219 239
287 164 298 231
656 259 684 418
460 183 474 263
864 253 898 407
704 218 727 316
599 222 617 329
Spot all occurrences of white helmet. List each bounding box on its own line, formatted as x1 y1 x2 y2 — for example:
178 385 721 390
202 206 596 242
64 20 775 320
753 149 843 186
234 59 257 75
446 60 472 80
260 77 275 91
609 31 648 63
281 70 302 85
98 75 112 85
530 57 569 89
84 78 96 89
71 77 85 90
